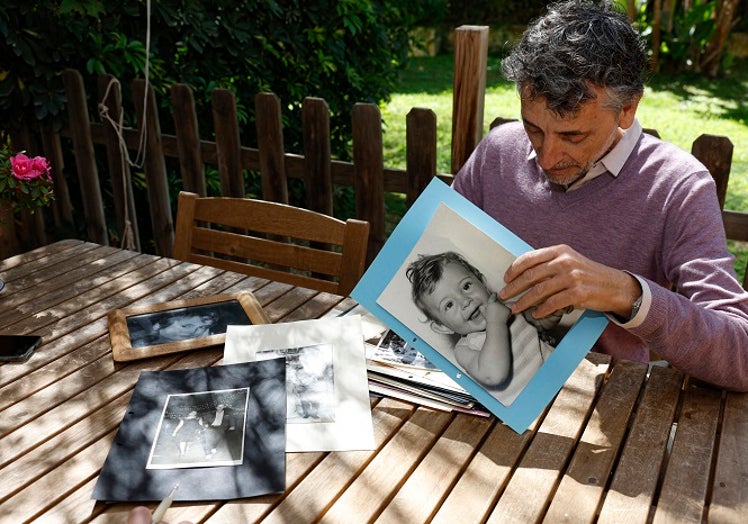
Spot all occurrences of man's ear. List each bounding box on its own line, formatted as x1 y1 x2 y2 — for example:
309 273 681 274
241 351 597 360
430 321 454 335
618 93 642 129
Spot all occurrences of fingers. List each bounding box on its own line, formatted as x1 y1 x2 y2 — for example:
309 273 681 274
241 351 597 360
500 246 574 315
128 506 154 524
498 245 637 318
503 246 559 286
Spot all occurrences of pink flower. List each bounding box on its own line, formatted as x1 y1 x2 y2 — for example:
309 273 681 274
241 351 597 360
10 153 51 181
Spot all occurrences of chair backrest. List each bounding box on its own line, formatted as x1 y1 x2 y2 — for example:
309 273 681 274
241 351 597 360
172 191 370 296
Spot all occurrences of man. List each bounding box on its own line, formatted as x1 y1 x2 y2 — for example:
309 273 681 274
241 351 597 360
452 0 748 389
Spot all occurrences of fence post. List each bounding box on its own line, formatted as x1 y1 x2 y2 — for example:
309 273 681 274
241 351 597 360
303 97 333 215
352 103 385 262
132 78 173 256
212 89 246 199
98 75 140 251
406 108 437 207
451 25 488 174
692 134 733 210
62 69 108 246
255 92 289 203
40 128 73 227
171 84 207 197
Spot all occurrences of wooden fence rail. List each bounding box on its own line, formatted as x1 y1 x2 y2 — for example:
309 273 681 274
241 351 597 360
1 26 745 268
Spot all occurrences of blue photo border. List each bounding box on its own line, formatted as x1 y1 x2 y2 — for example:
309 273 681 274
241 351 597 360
352 178 608 433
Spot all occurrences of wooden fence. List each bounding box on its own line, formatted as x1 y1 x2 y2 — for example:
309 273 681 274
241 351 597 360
1 26 746 264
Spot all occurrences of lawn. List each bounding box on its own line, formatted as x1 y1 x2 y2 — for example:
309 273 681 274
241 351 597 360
380 54 748 281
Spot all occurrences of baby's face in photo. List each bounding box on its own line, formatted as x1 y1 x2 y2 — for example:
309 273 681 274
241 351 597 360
158 314 213 341
420 261 492 335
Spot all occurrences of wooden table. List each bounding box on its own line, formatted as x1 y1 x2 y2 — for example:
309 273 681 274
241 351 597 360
1 239 746 523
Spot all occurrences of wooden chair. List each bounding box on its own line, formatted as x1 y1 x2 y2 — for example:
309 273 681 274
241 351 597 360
172 191 370 296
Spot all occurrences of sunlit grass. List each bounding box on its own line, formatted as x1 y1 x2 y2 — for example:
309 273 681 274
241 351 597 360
382 54 748 280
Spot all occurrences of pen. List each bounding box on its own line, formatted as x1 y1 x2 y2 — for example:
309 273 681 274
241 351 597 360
152 483 179 524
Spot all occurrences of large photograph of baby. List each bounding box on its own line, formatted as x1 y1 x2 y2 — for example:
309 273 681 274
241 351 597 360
377 203 579 407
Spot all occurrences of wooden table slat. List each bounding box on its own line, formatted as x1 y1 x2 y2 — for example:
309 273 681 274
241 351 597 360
320 404 454 522
376 412 495 523
708 391 748 523
486 353 610 524
431 416 539 524
0 244 127 310
0 250 165 332
653 381 723 524
0 238 88 274
597 364 685 524
544 359 649 522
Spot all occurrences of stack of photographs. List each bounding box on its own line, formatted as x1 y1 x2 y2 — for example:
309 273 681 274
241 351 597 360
366 329 490 417
339 302 488 416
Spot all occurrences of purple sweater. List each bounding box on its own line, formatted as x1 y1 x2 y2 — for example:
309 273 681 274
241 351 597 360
453 121 748 390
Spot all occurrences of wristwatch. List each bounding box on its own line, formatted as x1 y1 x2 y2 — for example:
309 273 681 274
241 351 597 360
629 294 643 321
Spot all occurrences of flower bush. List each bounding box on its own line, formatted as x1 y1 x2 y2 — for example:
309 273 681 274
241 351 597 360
0 146 54 214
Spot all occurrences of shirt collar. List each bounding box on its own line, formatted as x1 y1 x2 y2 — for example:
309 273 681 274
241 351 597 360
527 118 643 191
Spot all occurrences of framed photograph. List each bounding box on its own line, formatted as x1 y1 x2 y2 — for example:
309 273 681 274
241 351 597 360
351 178 609 433
108 291 270 362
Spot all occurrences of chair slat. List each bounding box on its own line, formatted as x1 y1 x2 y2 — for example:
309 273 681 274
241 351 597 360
193 197 348 244
173 191 369 296
191 227 342 276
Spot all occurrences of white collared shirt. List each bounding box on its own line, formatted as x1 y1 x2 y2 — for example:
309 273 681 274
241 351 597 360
528 118 644 191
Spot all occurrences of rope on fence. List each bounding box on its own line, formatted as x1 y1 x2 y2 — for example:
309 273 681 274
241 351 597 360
95 0 154 250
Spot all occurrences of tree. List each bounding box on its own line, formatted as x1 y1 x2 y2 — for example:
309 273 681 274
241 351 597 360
701 0 741 76
632 0 743 76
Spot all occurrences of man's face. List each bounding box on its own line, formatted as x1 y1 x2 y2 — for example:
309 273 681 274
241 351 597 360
520 84 639 187
419 261 492 335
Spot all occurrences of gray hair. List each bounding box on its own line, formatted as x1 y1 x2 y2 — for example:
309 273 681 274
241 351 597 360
502 0 648 116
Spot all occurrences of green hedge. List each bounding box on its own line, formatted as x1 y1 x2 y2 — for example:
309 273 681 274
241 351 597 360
1 0 429 157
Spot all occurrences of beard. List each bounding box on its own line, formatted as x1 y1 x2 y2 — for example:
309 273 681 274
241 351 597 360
541 130 620 188
542 163 590 187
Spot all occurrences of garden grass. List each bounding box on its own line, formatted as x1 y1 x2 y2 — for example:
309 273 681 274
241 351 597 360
381 54 748 281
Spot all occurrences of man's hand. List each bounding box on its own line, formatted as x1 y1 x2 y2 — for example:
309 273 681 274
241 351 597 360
498 244 641 319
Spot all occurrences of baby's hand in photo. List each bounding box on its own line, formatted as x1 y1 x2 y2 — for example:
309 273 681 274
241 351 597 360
484 293 512 323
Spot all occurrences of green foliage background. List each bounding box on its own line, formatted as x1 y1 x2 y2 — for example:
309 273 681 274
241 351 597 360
1 0 424 157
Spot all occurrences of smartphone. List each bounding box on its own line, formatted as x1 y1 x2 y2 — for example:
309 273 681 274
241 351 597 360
0 335 42 363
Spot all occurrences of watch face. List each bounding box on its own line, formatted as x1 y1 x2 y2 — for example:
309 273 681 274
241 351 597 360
630 295 642 319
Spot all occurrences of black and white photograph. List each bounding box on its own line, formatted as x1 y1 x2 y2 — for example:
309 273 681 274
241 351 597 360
108 291 270 362
147 388 249 469
256 343 336 424
352 179 609 433
127 301 251 348
92 360 288 502
377 202 575 407
224 315 376 452
371 329 437 370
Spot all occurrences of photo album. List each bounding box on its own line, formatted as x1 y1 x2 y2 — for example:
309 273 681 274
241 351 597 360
351 178 609 433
